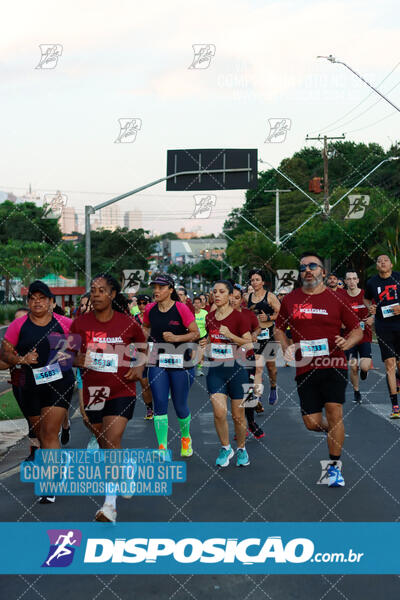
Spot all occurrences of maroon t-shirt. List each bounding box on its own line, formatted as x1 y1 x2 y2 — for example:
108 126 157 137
276 287 360 377
70 311 145 405
238 307 259 333
344 290 372 343
206 308 250 362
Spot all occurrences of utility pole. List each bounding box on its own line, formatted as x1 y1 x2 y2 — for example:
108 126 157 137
305 134 345 217
264 189 292 245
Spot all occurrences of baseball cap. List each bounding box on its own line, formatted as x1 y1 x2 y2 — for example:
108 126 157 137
149 273 175 287
27 280 54 299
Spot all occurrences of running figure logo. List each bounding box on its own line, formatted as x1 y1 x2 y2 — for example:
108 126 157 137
345 195 370 219
114 118 142 143
86 386 110 410
265 118 291 143
188 44 216 69
42 529 81 567
43 191 68 219
276 269 299 292
191 195 217 219
35 44 63 69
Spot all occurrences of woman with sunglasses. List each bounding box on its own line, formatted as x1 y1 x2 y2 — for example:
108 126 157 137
248 269 281 410
134 295 154 420
205 280 252 467
142 273 199 457
70 273 146 522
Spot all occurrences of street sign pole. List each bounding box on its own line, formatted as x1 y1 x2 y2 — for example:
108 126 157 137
84 167 252 290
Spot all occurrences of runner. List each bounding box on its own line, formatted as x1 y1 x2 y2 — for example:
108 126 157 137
193 296 208 376
205 280 252 467
142 273 199 456
344 271 373 403
230 284 265 440
248 269 281 408
70 273 146 522
134 294 154 420
177 287 195 314
275 252 362 487
1 280 75 504
364 255 400 418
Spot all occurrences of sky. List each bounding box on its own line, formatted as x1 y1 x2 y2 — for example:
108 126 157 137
1 0 400 235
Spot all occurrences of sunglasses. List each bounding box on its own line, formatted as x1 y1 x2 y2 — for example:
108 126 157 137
138 300 148 305
299 262 323 272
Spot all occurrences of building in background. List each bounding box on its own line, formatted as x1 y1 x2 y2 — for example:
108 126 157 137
175 227 199 240
124 209 143 230
59 206 78 234
168 238 227 265
99 206 120 231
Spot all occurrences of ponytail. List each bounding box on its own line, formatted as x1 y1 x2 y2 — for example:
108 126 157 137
171 288 179 301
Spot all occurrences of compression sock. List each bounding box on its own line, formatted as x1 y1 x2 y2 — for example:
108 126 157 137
178 414 191 439
104 494 117 509
390 394 398 407
154 414 168 449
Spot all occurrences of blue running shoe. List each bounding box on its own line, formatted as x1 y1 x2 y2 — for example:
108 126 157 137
216 446 234 467
327 463 345 487
236 448 250 467
268 387 278 406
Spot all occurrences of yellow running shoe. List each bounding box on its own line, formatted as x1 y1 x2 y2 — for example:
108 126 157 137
181 436 193 457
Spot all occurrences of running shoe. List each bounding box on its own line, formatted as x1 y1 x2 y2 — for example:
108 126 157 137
144 405 154 420
390 405 400 419
60 423 70 445
23 446 37 462
181 436 193 457
95 503 117 522
87 435 99 450
39 496 56 504
360 369 368 381
216 446 234 467
268 388 278 406
254 399 264 414
248 421 265 440
353 390 362 403
236 448 250 467
327 463 345 487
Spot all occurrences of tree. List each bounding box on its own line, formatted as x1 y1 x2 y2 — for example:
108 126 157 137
0 201 61 245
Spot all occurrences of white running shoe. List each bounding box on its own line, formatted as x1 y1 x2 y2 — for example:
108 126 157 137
95 503 117 522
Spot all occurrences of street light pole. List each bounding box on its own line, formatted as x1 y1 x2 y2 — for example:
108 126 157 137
317 55 400 113
84 166 251 290
264 189 291 245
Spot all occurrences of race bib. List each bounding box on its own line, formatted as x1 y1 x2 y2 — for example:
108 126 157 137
88 352 118 373
158 353 183 369
360 321 365 330
257 329 270 341
382 303 399 318
211 343 234 359
33 362 63 385
300 338 329 357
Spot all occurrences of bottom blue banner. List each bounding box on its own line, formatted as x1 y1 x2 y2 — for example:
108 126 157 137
0 522 397 574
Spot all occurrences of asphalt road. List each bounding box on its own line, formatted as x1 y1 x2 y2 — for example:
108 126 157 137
1 344 400 598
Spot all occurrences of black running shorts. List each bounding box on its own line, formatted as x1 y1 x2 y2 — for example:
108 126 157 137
296 368 348 416
85 396 136 424
376 327 400 361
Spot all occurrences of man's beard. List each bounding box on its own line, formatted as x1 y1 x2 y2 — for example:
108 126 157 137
302 273 324 289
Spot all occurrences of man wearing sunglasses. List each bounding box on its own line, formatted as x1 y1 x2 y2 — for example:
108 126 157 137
275 252 363 488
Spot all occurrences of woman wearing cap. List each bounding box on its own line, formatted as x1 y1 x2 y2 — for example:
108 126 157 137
134 295 154 420
142 273 199 457
248 269 281 409
205 280 252 467
1 280 75 504
70 273 146 523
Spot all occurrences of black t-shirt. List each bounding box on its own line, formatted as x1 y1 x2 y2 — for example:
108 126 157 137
5 313 74 388
365 271 400 330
